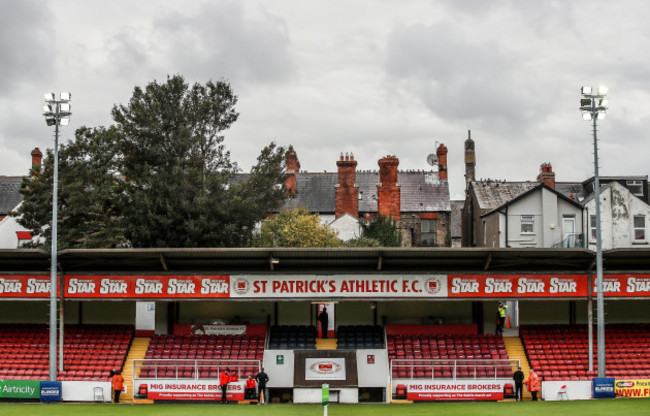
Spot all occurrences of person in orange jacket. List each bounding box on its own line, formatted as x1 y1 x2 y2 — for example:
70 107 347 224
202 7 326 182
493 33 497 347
220 369 230 404
245 375 257 399
111 368 124 403
525 368 541 401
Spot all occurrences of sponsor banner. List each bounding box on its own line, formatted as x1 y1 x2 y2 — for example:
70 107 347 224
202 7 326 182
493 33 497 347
593 377 616 398
0 379 41 399
143 380 245 401
305 358 346 381
615 379 650 398
0 275 54 298
596 275 650 297
40 381 62 402
191 325 247 336
230 275 448 299
447 274 588 298
406 380 505 401
64 275 230 298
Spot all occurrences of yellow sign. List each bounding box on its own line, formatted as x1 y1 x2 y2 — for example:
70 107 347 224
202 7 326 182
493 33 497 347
615 379 650 398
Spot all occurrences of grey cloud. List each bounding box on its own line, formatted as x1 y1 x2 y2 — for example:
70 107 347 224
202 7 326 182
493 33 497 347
0 1 54 92
104 1 293 86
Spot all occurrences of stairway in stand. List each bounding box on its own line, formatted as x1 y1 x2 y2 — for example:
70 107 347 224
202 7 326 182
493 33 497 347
315 338 338 350
119 337 152 404
503 336 532 401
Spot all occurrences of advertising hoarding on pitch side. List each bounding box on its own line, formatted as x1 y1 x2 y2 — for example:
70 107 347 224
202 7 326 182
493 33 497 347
0 379 41 399
230 275 448 299
141 380 245 401
615 379 650 398
405 380 506 401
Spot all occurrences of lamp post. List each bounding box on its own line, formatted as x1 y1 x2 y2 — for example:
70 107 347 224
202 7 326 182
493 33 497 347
43 92 71 381
580 85 608 378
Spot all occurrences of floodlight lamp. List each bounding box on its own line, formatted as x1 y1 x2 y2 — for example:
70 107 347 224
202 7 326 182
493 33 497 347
597 86 608 96
581 86 592 95
60 103 71 112
582 113 592 121
60 118 70 126
580 98 592 107
44 93 55 101
599 98 609 108
43 105 52 113
46 118 56 126
597 112 606 120
60 92 71 101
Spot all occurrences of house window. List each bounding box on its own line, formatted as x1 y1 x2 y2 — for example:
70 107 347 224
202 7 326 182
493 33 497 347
521 215 534 234
421 219 436 246
626 180 644 196
590 215 597 241
634 216 646 241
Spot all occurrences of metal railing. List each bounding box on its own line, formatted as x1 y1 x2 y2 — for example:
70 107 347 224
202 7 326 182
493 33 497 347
390 358 520 380
132 358 260 380
551 233 585 248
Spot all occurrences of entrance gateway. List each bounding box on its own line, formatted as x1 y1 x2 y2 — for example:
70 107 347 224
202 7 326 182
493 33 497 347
0 248 649 403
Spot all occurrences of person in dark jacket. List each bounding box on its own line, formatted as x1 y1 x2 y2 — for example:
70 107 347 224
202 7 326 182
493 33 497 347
255 368 269 404
318 307 329 339
513 366 525 401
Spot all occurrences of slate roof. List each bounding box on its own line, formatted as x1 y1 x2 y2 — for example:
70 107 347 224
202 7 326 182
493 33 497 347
278 170 450 214
470 181 538 212
0 177 23 215
555 182 588 202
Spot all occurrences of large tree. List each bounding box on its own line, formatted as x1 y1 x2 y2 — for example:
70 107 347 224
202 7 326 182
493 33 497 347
112 75 287 247
14 126 125 249
15 75 288 248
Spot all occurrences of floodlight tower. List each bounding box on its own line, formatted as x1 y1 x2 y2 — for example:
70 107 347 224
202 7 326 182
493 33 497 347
42 92 71 381
579 85 608 378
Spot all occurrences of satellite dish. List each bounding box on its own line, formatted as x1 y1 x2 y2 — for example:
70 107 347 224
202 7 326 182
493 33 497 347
427 153 438 166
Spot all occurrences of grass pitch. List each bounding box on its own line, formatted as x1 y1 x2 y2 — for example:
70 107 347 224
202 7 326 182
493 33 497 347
0 400 649 416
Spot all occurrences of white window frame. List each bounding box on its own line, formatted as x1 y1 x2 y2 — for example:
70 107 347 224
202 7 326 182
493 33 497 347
626 180 644 196
590 215 597 242
634 215 646 241
520 215 534 235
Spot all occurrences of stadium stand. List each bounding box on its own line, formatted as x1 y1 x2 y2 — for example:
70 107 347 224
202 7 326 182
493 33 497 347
337 325 384 349
0 324 133 381
139 333 265 379
387 332 511 379
521 324 650 380
268 325 316 349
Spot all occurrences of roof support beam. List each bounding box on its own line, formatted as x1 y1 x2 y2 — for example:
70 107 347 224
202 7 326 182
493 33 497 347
484 252 493 270
160 254 168 271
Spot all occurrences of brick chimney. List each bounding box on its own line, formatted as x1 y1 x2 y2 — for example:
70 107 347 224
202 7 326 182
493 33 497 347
377 155 401 221
31 148 43 178
537 162 555 189
285 145 300 195
464 130 476 191
437 143 448 180
335 152 359 218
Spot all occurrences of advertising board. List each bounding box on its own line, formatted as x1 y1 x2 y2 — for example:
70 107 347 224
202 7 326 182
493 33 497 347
596 275 650 297
447 274 588 298
141 380 245 401
615 379 650 398
0 275 54 298
305 358 346 381
405 380 506 401
64 275 230 299
230 275 448 299
0 379 41 399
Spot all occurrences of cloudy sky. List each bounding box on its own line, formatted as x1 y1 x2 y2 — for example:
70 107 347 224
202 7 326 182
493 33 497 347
2 0 649 199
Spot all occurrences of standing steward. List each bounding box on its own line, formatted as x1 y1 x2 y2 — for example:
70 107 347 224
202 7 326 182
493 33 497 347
526 368 541 401
496 301 508 335
255 367 269 404
220 369 230 404
111 368 124 404
318 307 329 339
513 366 525 402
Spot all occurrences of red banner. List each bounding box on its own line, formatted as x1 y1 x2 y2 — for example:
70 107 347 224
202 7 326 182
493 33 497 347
64 275 230 298
0 275 55 298
447 274 588 298
405 380 505 401
597 275 650 297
